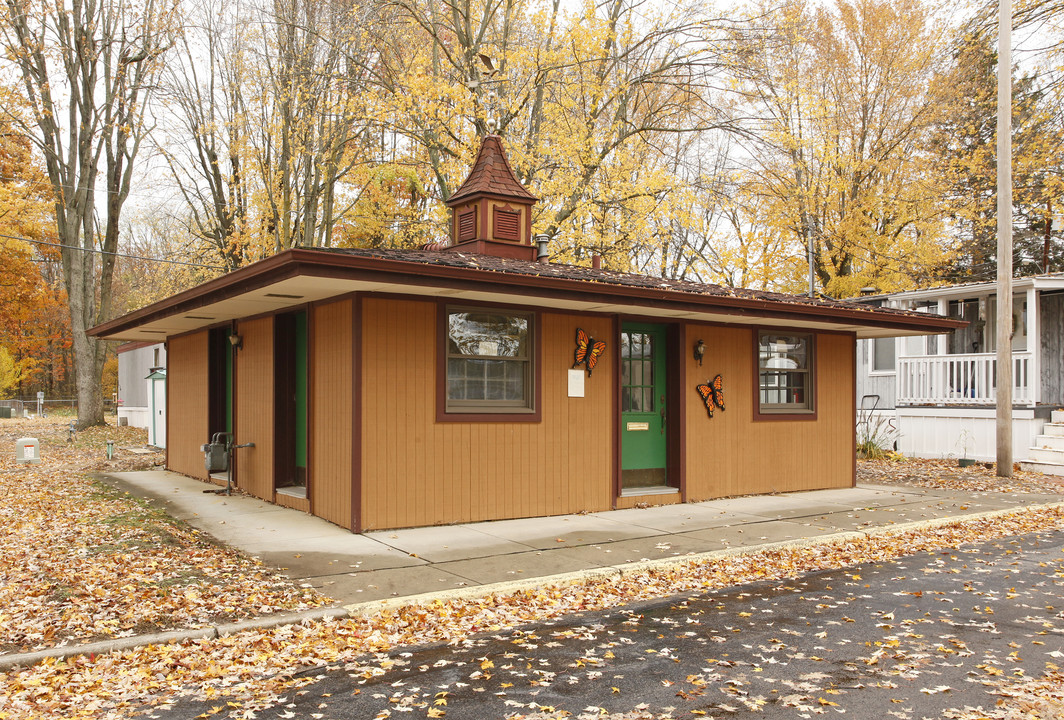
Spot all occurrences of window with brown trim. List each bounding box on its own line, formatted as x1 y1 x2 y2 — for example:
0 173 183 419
758 331 814 413
445 308 534 413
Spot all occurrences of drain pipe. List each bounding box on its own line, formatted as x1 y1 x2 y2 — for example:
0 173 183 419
535 234 551 263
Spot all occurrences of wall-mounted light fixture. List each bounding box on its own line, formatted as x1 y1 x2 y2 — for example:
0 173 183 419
693 338 706 366
228 330 242 351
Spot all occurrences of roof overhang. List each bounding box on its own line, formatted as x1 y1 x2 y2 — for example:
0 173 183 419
90 249 965 342
869 275 1064 303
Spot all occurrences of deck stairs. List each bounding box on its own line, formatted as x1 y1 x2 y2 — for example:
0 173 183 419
1020 410 1064 476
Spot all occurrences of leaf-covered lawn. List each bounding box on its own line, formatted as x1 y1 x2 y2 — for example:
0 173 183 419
858 456 1064 495
0 417 327 657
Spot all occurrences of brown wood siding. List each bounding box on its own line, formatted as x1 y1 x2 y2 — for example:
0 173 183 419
360 298 613 530
234 316 274 501
309 299 354 528
684 326 854 500
614 493 681 510
275 493 310 513
166 331 209 480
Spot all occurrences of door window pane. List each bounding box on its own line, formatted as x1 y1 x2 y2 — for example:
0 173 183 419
621 331 654 412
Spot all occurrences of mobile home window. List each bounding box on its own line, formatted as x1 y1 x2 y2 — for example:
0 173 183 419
871 337 895 372
758 332 814 413
445 308 534 412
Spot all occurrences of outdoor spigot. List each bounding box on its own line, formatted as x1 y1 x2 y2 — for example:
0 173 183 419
106 440 114 460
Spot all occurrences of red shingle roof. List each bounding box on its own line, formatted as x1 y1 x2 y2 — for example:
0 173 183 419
446 135 538 206
315 247 947 319
88 244 968 341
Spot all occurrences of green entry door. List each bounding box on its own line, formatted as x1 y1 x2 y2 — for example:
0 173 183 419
621 323 668 489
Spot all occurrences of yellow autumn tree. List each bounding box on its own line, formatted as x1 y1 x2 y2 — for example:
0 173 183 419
0 346 23 397
723 0 953 297
361 0 730 267
0 101 70 394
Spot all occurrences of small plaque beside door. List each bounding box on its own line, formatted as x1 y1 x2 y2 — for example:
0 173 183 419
567 369 585 398
626 422 650 431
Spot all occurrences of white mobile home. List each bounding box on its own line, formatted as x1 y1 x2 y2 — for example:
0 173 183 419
117 341 167 447
855 274 1064 472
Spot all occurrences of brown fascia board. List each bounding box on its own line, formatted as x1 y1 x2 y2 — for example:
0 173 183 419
116 340 161 353
89 251 302 338
90 248 966 338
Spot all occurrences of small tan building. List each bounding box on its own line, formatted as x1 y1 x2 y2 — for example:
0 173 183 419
90 136 961 532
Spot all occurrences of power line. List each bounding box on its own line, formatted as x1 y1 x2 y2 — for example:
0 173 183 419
0 232 226 270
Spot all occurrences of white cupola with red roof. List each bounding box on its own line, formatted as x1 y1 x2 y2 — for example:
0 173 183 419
444 135 538 261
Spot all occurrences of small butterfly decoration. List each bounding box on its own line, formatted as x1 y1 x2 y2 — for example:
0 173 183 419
573 327 607 376
696 374 725 418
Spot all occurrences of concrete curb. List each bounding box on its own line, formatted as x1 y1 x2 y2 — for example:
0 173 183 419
341 533 873 618
342 567 623 618
340 533 872 616
0 606 349 671
342 501 1064 614
3 501 1062 671
853 500 1064 538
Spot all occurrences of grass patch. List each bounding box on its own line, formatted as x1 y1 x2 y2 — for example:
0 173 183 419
88 479 197 548
154 570 210 592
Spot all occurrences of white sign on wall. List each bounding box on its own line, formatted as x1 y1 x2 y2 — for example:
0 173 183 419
567 369 585 398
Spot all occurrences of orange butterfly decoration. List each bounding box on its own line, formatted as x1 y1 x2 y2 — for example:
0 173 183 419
573 327 607 376
696 374 725 418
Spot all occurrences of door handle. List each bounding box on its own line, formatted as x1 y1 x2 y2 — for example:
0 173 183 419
660 396 666 433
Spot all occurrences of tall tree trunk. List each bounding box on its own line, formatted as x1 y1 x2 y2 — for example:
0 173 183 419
0 0 174 427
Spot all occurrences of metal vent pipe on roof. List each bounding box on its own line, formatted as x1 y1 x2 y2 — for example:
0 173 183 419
535 234 550 263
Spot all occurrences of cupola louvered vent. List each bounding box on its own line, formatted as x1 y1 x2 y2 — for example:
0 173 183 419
493 207 520 242
445 135 538 260
457 208 477 242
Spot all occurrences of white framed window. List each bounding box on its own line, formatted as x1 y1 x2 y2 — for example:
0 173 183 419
870 337 895 374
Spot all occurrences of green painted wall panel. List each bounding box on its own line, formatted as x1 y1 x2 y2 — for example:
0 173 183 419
225 342 233 435
295 311 308 468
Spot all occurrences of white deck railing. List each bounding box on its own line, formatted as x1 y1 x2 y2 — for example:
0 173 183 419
897 352 1034 406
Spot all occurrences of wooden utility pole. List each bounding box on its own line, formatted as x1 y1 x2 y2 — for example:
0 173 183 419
997 0 1014 477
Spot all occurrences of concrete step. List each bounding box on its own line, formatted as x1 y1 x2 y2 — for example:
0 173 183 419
1027 446 1064 464
1042 423 1064 437
1032 434 1064 451
1052 410 1064 424
1020 459 1064 477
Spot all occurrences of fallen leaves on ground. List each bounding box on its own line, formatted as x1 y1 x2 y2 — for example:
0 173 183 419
5 500 1064 718
0 416 326 657
953 670 1064 719
3 419 1064 717
858 457 1064 495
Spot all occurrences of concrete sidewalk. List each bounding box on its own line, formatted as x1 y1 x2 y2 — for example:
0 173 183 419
101 470 1064 607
